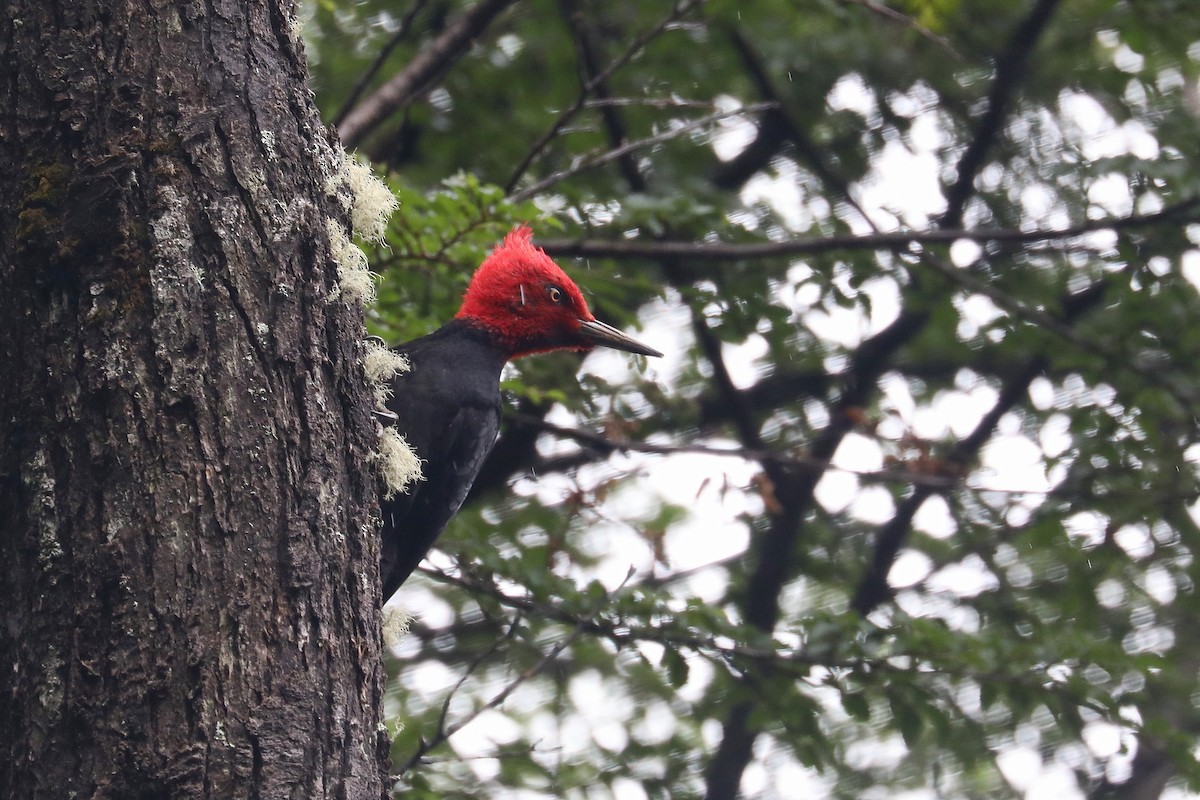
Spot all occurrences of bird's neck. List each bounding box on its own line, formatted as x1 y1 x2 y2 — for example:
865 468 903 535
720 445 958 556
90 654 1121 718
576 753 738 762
454 314 577 360
449 316 524 361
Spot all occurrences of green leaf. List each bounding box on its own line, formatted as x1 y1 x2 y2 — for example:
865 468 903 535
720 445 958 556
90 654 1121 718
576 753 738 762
660 646 690 689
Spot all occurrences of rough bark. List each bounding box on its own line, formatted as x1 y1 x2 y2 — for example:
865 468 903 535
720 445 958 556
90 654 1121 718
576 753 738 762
0 1 388 798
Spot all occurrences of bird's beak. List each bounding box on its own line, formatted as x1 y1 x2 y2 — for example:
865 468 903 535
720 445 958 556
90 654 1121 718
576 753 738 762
576 319 663 357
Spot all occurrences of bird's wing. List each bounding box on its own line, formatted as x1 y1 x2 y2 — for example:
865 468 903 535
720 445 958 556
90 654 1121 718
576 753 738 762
380 402 500 599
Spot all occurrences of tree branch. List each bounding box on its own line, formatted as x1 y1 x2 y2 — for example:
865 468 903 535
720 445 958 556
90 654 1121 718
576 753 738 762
510 102 776 202
537 197 1200 262
331 0 431 128
721 26 871 224
503 411 1064 495
338 0 517 148
557 0 649 192
839 0 964 61
940 0 1063 227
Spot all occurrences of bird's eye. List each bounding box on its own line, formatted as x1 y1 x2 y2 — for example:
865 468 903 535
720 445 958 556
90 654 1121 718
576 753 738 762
546 286 564 304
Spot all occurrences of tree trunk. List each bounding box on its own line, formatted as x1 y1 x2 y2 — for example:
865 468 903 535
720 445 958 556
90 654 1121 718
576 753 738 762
0 2 388 797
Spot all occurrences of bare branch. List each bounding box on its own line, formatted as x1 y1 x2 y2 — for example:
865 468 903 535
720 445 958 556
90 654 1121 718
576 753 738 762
338 0 517 148
510 103 776 202
331 0 431 128
583 96 732 110
557 0 648 192
722 26 876 226
537 196 1200 262
506 412 1046 494
504 0 705 193
395 571 632 778
940 0 1063 227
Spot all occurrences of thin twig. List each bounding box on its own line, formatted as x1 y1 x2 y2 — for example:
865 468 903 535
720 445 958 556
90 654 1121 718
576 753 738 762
430 613 524 759
725 26 879 229
583 96 732 110
503 0 705 193
417 743 563 764
510 103 776 201
419 566 1145 725
395 570 634 777
839 0 964 61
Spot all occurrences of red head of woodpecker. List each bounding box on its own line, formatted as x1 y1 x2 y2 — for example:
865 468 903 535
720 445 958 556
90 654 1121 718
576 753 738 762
379 226 660 599
455 226 662 359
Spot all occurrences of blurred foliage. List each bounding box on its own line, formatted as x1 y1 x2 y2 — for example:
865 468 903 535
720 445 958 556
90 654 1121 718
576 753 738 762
306 0 1200 797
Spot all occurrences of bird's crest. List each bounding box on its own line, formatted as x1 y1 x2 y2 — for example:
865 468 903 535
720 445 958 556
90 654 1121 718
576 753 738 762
470 226 587 310
455 226 593 355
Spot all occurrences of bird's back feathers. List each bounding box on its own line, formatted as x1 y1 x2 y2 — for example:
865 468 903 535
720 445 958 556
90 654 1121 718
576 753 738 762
379 321 508 598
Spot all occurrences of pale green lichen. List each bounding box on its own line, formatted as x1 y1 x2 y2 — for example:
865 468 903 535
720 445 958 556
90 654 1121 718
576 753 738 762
382 605 413 648
345 157 397 241
362 338 409 406
326 218 376 306
381 608 411 739
325 151 397 242
288 2 308 43
375 427 422 499
321 151 413 507
381 716 405 741
164 5 182 35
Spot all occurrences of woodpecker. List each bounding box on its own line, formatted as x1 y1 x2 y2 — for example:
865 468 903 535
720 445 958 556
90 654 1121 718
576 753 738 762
379 227 661 599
